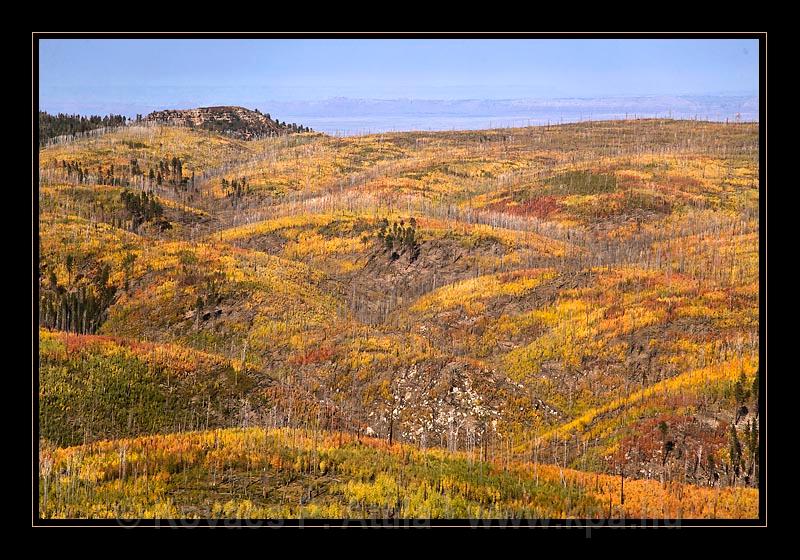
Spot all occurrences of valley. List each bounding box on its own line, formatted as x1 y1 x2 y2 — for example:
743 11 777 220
37 116 760 519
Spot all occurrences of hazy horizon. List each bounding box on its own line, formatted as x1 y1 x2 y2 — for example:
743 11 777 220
38 38 759 135
38 93 759 136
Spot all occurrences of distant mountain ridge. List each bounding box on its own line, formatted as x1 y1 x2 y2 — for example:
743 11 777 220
40 95 758 137
266 95 759 118
144 106 311 140
264 95 759 134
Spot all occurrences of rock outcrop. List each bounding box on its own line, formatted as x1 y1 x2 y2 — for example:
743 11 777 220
144 106 310 140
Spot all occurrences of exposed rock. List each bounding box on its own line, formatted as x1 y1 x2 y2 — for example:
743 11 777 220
144 106 311 140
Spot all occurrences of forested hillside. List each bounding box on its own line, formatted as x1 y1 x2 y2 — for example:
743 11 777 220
38 112 128 146
37 118 760 519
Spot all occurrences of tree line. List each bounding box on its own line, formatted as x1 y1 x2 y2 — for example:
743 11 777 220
39 111 127 146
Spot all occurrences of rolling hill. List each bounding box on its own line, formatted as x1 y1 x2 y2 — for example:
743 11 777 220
37 117 760 519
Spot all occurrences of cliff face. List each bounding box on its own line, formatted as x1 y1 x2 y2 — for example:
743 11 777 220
144 106 308 140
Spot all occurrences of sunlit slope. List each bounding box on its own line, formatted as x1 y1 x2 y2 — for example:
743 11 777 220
39 330 347 448
38 119 760 507
39 427 757 519
38 120 758 240
40 183 211 238
39 330 260 446
39 212 344 371
203 121 758 236
40 125 255 177
214 211 575 322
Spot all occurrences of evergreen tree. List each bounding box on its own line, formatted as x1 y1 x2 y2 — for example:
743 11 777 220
729 426 742 483
747 418 759 481
751 369 760 415
733 370 750 423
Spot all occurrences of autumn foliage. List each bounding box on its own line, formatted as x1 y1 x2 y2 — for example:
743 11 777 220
38 118 760 519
